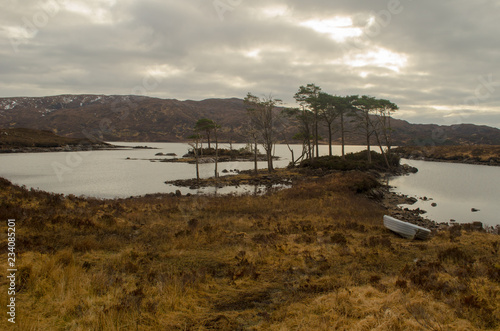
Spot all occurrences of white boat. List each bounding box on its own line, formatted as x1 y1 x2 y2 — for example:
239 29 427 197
383 215 431 240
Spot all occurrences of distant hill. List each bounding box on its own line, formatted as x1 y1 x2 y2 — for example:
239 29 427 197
1 94 500 145
0 128 103 150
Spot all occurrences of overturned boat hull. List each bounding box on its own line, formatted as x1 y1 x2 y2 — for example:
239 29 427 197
383 215 431 240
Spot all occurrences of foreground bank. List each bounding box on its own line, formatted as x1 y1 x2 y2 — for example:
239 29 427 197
0 173 499 330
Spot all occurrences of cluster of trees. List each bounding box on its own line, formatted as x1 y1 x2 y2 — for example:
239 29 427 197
286 84 398 168
188 84 398 177
244 84 398 171
188 118 219 182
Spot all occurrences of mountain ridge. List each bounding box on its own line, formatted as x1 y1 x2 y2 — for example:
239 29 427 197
1 94 500 145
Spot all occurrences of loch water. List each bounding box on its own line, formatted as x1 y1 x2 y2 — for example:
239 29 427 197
0 142 362 198
1 144 498 227
389 159 500 228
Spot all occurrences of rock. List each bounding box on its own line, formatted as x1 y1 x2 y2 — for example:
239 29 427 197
222 169 229 173
407 197 418 204
155 152 165 156
472 221 483 231
431 202 437 207
471 208 480 212
401 164 418 174
438 223 449 231
198 158 215 164
367 188 384 200
175 190 182 197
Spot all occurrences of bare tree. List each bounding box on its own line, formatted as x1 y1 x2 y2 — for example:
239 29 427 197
294 84 322 158
244 93 282 172
352 96 398 168
337 95 358 160
187 133 202 182
353 95 378 163
283 106 314 162
213 122 221 178
375 99 398 154
370 99 398 168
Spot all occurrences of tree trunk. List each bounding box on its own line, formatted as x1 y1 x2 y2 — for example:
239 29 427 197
214 128 218 178
340 111 345 160
194 144 200 183
374 129 390 169
366 113 372 163
315 111 319 158
307 136 312 160
267 147 274 172
328 122 332 156
254 139 258 175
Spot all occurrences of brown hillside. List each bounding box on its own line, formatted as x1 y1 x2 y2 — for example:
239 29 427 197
0 128 100 149
1 95 500 145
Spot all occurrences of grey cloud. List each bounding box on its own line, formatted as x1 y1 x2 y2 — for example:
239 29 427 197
0 0 499 128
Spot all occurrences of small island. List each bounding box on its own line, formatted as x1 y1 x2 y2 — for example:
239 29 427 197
158 147 276 164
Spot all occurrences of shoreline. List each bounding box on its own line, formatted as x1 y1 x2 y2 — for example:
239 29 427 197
394 145 500 167
163 165 498 234
0 144 156 153
374 176 499 235
400 155 500 167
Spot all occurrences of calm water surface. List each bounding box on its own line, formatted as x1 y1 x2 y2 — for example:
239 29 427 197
0 142 363 198
2 144 498 227
390 159 500 227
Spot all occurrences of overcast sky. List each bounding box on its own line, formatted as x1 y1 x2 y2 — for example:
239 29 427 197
2 0 500 128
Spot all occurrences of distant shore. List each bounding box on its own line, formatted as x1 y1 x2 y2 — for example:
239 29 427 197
0 144 157 153
394 145 500 166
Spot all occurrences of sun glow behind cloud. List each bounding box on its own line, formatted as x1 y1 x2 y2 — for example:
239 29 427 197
260 5 289 18
63 0 116 24
244 49 261 59
342 47 408 72
298 17 408 73
300 17 363 42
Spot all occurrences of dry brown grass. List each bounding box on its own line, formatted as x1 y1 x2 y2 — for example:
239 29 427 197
0 173 499 330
